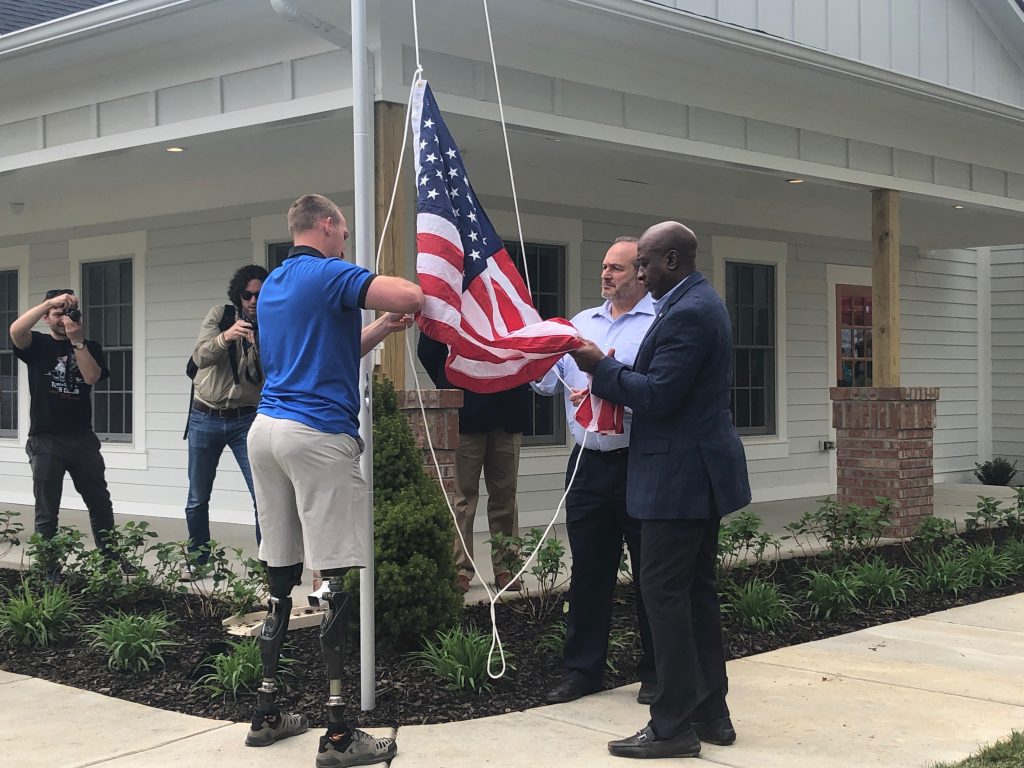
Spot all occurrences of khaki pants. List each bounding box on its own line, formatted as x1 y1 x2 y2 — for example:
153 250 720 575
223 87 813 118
453 429 521 578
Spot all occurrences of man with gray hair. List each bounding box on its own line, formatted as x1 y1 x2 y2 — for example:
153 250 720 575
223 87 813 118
244 194 422 768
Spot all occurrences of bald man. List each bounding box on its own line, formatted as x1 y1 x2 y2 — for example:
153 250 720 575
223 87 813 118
572 221 751 760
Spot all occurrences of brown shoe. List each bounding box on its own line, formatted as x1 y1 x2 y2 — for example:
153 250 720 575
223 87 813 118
495 571 522 592
456 573 471 593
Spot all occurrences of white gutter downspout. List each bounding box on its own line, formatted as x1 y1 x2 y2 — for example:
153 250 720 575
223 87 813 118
0 0 214 58
270 0 378 713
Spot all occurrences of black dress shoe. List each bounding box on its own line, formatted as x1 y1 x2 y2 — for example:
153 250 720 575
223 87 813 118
693 717 736 746
636 681 659 705
543 674 602 704
608 726 701 759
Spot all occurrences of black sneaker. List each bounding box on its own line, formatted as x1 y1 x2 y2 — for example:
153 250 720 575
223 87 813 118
245 710 309 747
316 729 397 768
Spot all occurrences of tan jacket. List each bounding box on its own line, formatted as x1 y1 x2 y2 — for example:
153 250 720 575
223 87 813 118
191 305 263 409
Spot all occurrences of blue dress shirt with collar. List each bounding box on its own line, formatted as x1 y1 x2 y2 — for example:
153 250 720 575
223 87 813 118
532 293 656 451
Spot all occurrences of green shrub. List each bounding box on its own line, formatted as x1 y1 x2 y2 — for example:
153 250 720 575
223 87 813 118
803 568 860 619
411 625 503 693
1000 538 1024 573
26 527 85 580
605 627 639 674
490 528 569 621
723 578 796 632
916 550 972 595
848 557 912 607
784 496 891 562
910 516 956 555
198 638 291 699
87 611 176 673
960 544 1014 588
0 509 24 559
537 621 566 655
0 582 78 648
965 497 1010 536
346 378 462 651
974 458 1018 486
718 510 781 574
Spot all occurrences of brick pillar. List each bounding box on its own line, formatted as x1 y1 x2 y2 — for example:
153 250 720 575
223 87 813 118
830 386 940 538
396 389 463 496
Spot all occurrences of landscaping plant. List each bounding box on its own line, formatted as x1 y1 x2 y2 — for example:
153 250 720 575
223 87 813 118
803 568 861 619
198 638 291 699
973 457 1018 487
784 496 891 562
25 526 85 581
0 508 24 559
959 544 1015 588
0 581 79 648
412 625 505 694
718 509 781 575
848 557 912 608
723 578 796 632
87 611 176 673
490 528 570 622
916 549 972 596
908 515 956 558
964 496 1010 538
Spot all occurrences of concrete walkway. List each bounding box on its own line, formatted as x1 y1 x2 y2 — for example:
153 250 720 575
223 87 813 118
3 594 1024 768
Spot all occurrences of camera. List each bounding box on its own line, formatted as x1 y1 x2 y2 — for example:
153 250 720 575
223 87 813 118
65 308 82 323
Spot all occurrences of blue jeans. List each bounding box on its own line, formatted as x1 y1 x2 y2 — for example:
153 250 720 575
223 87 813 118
185 409 259 563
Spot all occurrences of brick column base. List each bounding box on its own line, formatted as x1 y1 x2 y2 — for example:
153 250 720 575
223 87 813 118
830 386 940 538
396 389 463 497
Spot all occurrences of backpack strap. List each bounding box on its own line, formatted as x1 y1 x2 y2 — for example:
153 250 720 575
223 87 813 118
220 304 240 386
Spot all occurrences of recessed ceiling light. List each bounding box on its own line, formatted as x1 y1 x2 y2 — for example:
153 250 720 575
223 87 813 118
786 178 804 184
952 204 964 209
165 146 186 153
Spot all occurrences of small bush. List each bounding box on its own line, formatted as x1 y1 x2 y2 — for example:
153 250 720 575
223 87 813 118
411 625 504 693
0 509 24 558
723 578 796 632
784 496 891 562
605 627 639 674
490 528 569 621
718 510 781 574
1000 539 1024 573
848 557 912 607
974 458 1018 487
26 527 86 580
88 611 176 673
960 544 1014 588
537 622 566 655
0 582 78 648
965 497 1010 537
910 516 956 554
198 638 291 699
916 550 972 595
804 568 860 619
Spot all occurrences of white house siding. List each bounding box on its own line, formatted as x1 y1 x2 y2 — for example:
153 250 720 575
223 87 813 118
991 247 1024 464
655 0 1024 108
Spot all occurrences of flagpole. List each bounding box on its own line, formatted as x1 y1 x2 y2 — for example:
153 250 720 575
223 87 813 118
351 0 376 712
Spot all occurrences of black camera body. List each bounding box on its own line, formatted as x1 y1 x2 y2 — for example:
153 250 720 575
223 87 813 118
65 308 82 323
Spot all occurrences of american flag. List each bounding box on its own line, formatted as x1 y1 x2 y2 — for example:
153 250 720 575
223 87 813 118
412 81 582 394
575 386 625 436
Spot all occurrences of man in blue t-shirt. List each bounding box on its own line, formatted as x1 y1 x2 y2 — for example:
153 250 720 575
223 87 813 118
244 194 422 768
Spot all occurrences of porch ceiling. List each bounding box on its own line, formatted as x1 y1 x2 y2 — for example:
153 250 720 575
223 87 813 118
0 110 1021 251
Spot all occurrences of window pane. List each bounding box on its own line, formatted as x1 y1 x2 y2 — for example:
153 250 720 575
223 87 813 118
0 270 17 436
735 349 750 387
82 259 132 441
725 261 776 436
735 389 751 428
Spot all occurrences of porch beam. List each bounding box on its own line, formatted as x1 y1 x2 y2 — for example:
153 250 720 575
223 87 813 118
871 188 901 387
374 100 409 387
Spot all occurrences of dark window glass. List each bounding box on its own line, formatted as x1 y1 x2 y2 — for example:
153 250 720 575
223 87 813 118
725 262 775 436
268 242 293 271
506 240 567 447
83 260 132 442
0 270 17 437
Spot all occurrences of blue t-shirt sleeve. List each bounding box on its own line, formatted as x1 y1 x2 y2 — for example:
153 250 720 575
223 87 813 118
324 260 375 309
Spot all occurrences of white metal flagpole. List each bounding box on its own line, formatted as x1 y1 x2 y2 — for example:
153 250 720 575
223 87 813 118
351 0 376 712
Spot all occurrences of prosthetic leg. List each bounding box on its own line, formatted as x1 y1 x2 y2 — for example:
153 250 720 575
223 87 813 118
315 568 397 768
245 563 309 747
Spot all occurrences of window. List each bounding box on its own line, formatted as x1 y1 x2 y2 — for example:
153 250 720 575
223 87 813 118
267 241 292 271
836 284 873 387
83 260 133 441
0 270 17 437
726 262 776 436
506 240 567 447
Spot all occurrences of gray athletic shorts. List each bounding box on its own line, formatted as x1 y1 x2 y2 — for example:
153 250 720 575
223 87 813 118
247 414 369 571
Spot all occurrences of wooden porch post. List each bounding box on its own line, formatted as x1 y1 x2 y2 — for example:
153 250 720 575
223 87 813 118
374 100 409 387
871 188 901 386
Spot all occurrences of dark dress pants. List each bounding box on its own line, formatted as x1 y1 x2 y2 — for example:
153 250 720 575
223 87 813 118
562 446 655 684
26 431 115 549
641 509 729 739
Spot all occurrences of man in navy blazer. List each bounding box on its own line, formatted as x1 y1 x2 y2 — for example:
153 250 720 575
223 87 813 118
572 221 751 760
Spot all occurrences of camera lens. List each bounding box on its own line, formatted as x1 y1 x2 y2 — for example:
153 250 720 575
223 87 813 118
66 308 81 323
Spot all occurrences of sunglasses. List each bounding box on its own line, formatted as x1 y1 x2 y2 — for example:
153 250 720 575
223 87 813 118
45 289 75 300
240 290 260 301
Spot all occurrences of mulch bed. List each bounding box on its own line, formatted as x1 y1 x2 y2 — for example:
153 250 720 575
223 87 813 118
2 528 1023 729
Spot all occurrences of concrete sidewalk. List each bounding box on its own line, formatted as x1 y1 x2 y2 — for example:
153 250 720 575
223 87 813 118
3 594 1023 768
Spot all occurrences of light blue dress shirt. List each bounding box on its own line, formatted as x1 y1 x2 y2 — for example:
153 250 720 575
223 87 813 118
532 294 656 451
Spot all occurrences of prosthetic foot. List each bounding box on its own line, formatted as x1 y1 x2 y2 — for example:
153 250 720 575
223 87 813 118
314 570 397 768
245 563 308 747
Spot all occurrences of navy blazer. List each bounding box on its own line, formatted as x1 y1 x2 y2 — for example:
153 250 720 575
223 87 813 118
590 272 752 520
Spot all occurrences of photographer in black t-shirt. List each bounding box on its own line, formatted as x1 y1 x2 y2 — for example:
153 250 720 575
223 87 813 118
9 288 117 577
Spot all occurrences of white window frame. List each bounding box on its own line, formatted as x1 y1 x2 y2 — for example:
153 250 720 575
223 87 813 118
712 235 788 460
251 213 290 269
69 231 147 470
0 245 30 447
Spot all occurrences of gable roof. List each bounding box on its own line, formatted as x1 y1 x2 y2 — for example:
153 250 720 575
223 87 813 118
0 0 117 35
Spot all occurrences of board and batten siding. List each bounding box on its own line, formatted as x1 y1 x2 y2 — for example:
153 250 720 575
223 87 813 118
652 0 1024 108
991 247 1024 464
